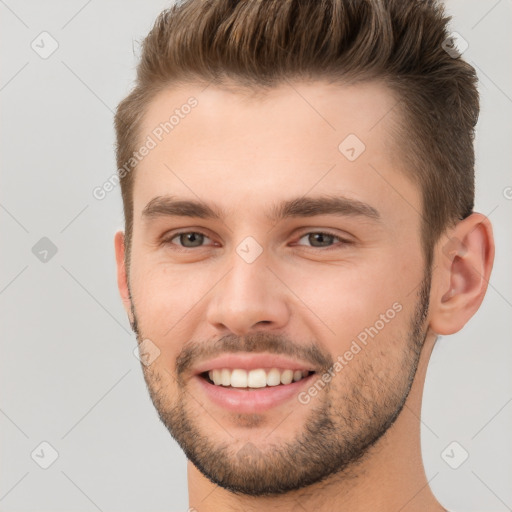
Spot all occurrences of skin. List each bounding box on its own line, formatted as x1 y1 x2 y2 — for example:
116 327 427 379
114 80 494 512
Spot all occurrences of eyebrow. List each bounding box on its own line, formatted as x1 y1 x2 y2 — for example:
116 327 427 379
141 194 381 224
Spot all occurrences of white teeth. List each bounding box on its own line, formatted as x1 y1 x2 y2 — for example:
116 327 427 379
280 369 293 385
212 369 222 385
248 369 267 388
231 369 248 388
221 368 231 386
266 368 281 386
206 368 312 388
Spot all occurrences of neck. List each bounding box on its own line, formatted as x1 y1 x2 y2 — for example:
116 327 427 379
187 332 445 512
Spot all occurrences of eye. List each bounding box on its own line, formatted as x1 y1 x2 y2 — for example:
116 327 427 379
164 231 213 249
295 231 351 249
161 230 352 251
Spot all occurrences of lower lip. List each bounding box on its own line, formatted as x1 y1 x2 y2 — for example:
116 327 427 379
194 374 315 414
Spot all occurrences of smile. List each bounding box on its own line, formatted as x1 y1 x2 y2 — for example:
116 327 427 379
195 369 316 414
204 367 311 388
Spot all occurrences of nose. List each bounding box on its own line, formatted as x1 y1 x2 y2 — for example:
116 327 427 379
205 249 290 336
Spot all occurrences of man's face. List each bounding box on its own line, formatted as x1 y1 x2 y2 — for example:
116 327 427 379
121 80 431 494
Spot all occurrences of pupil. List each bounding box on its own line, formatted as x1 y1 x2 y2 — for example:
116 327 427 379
310 233 332 247
182 232 203 247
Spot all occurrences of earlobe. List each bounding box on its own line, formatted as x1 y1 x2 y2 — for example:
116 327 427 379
114 231 133 320
429 213 495 335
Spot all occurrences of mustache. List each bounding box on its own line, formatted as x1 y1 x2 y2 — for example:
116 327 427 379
175 331 334 377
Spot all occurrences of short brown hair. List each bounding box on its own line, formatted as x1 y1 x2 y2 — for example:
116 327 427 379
115 0 479 270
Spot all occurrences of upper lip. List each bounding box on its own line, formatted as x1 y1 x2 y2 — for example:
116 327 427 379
193 353 317 375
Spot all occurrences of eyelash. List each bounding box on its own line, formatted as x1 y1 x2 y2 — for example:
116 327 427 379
160 230 353 252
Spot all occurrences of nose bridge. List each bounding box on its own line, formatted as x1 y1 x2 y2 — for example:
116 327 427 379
206 239 289 334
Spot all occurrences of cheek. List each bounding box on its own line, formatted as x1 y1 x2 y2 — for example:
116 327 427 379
131 261 213 346
286 258 412 341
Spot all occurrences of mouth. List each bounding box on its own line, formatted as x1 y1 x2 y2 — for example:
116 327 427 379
194 366 317 414
200 367 313 388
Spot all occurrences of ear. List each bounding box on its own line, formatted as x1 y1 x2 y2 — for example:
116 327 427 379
114 230 133 323
429 213 495 335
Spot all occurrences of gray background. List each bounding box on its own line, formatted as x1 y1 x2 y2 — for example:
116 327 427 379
1 0 511 511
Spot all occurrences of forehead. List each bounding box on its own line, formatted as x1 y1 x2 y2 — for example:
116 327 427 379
133 79 419 228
